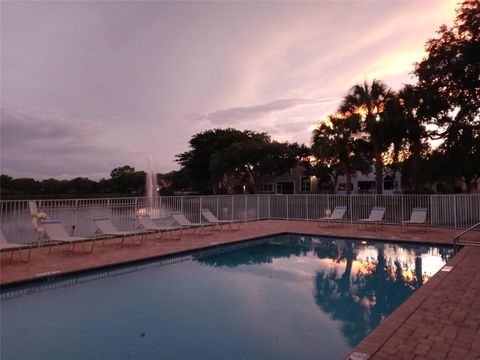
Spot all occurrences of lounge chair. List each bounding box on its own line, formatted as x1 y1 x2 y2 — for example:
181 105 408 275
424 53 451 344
402 208 428 233
137 215 183 240
93 216 145 246
170 212 215 235
200 209 242 231
41 219 94 254
358 207 385 231
318 206 347 226
1 230 32 262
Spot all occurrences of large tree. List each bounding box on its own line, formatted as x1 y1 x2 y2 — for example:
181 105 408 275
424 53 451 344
414 0 479 128
211 138 307 192
414 0 480 192
339 80 394 194
177 128 305 194
397 85 430 192
110 165 145 194
312 113 370 194
176 128 252 193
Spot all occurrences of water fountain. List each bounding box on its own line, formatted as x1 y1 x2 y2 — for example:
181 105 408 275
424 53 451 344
137 156 165 219
146 156 159 208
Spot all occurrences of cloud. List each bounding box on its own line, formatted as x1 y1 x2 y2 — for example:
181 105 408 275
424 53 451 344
0 109 142 179
1 1 458 179
196 97 338 126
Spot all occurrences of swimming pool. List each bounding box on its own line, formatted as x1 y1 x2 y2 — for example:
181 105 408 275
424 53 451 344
0 234 453 359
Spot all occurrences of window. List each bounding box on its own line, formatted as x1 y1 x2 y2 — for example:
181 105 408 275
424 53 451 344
260 183 274 193
276 182 294 194
358 181 375 194
300 177 311 192
383 176 394 190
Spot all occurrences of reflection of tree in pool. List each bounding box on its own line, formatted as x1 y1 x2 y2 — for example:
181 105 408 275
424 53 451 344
313 242 425 347
196 236 453 347
197 242 309 268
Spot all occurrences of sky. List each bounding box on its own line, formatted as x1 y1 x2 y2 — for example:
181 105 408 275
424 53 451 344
0 0 458 180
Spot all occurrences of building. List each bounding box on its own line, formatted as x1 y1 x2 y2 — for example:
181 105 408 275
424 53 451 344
258 165 322 194
336 167 402 194
258 165 402 195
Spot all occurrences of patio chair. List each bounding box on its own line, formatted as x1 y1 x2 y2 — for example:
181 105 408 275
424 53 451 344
170 212 215 235
358 207 385 231
200 209 242 231
402 208 428 233
1 230 32 262
41 219 95 254
137 215 183 240
93 216 145 246
317 206 347 226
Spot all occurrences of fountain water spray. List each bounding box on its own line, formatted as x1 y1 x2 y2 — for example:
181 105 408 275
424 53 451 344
146 156 160 209
138 156 165 219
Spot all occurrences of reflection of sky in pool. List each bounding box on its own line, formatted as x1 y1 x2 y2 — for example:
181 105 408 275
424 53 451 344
1 235 453 360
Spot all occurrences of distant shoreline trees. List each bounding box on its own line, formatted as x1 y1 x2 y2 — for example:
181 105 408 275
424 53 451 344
0 166 147 199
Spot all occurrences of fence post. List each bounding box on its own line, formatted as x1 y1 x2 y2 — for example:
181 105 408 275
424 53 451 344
199 196 203 224
454 195 457 229
349 195 353 223
231 196 234 221
429 195 436 226
268 195 271 219
286 196 289 220
401 195 404 225
257 195 260 221
306 195 309 221
74 199 79 235
245 195 248 221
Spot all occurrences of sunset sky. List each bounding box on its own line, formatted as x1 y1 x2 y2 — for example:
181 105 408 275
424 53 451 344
1 1 458 180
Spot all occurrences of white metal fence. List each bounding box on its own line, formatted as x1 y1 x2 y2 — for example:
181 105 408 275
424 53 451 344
1 194 479 244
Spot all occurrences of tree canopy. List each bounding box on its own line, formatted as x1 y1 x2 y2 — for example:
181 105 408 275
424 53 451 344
176 128 307 194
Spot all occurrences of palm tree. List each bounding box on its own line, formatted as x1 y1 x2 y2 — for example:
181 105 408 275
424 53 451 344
312 113 369 194
339 80 393 194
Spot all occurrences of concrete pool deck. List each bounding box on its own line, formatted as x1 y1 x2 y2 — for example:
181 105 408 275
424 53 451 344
1 220 479 359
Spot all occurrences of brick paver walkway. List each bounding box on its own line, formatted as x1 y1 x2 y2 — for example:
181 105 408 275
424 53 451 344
1 220 479 359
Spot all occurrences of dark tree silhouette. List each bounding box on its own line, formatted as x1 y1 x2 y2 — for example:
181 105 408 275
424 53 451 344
312 114 370 194
339 80 394 194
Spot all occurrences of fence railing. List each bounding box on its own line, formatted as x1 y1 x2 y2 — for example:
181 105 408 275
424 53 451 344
1 194 479 244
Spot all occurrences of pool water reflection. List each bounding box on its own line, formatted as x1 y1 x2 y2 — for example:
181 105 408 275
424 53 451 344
1 235 453 360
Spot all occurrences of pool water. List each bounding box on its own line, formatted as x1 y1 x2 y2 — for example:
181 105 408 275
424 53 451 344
0 234 453 360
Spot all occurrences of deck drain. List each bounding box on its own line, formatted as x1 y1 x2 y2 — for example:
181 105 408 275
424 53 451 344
441 266 453 272
347 352 369 360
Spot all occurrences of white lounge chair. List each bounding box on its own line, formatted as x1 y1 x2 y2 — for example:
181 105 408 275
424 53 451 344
358 207 385 231
93 216 145 246
41 219 94 254
402 208 428 232
170 212 215 235
318 206 347 226
200 209 242 231
137 215 183 240
1 230 32 262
